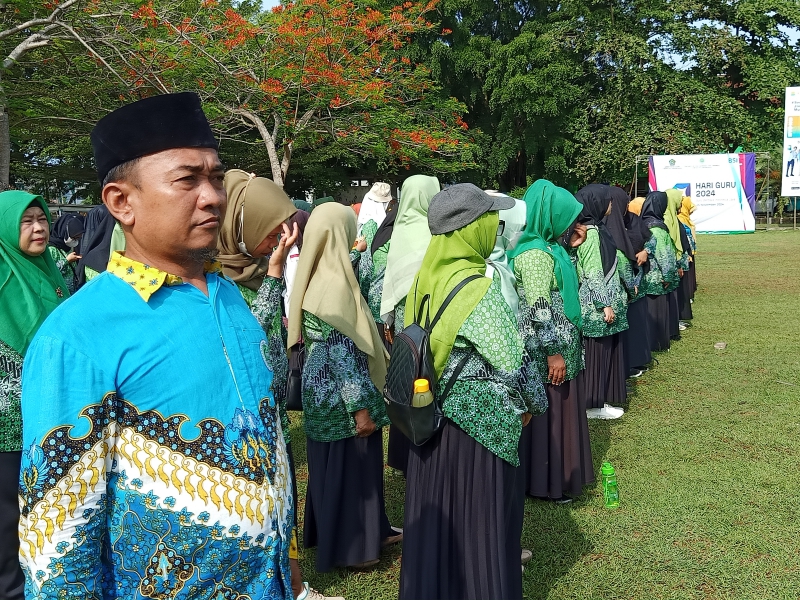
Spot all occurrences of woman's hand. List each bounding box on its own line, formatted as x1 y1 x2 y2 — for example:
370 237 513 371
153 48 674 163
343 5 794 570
603 306 615 324
547 354 567 386
521 412 532 427
354 409 376 438
66 252 81 263
678 268 684 278
635 250 648 266
355 236 367 252
266 222 299 279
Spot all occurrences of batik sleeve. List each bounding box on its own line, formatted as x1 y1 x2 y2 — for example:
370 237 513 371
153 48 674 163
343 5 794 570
615 250 637 293
20 335 117 599
576 230 612 309
515 250 562 357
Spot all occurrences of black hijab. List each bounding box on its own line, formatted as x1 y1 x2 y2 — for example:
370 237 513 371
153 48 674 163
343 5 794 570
76 204 116 287
371 198 398 256
575 184 617 276
641 192 670 232
604 187 637 262
288 210 310 252
49 214 84 253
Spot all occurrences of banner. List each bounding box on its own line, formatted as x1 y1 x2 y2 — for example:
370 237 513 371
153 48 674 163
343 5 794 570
648 153 756 233
781 86 800 197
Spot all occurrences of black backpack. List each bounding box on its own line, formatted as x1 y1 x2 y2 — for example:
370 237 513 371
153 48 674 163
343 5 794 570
383 275 482 446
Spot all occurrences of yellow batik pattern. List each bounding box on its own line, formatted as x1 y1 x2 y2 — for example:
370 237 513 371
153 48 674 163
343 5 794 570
106 251 223 302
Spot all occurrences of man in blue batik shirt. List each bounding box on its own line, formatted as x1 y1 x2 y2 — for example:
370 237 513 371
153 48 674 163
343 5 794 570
19 93 294 599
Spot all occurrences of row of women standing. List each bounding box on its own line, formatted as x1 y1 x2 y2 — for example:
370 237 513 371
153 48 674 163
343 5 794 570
210 174 701 600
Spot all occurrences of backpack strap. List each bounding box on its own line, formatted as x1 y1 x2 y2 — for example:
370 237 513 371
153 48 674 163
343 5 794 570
428 274 484 332
439 351 471 403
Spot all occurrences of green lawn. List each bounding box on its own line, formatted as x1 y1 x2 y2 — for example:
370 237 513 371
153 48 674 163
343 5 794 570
289 230 800 600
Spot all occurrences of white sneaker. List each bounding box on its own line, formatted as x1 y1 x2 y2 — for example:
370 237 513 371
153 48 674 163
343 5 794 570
521 549 533 565
678 322 688 331
586 404 624 419
298 583 345 600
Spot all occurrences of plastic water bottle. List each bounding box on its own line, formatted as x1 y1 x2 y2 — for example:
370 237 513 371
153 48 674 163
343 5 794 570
601 462 619 508
411 379 434 408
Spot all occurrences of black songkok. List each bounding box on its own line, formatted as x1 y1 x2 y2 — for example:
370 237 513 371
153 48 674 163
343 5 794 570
91 92 219 184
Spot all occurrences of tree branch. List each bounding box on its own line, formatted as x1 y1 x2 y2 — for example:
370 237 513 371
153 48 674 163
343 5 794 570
227 106 284 186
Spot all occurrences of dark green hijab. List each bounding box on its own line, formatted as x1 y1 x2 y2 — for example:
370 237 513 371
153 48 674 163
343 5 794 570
507 180 583 328
0 191 69 355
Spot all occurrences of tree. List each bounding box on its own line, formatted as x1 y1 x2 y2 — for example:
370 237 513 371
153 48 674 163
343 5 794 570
80 0 475 187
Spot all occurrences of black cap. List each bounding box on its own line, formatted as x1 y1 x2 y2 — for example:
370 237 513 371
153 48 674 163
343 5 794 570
91 92 219 184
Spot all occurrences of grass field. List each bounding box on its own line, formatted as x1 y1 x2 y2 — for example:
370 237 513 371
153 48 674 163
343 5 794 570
289 230 800 600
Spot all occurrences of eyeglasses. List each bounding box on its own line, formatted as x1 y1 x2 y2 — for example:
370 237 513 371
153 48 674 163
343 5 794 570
497 220 505 236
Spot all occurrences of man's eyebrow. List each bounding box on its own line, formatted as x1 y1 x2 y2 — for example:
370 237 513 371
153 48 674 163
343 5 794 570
167 163 226 175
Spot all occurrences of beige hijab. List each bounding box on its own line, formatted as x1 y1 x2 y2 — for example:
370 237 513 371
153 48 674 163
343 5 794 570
287 203 389 390
218 169 297 290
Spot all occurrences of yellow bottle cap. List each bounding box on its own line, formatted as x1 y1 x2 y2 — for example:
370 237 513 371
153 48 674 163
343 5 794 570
413 379 430 393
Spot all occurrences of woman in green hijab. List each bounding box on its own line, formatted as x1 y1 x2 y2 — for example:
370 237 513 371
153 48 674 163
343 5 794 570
399 184 546 600
507 180 596 503
0 190 69 600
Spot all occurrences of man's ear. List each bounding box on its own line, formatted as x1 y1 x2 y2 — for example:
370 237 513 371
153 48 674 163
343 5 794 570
103 182 135 226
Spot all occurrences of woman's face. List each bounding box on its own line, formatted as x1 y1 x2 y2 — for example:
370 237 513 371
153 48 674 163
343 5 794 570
251 223 284 258
569 222 587 248
19 205 49 256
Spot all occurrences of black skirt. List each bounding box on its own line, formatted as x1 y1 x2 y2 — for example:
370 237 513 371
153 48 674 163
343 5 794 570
678 267 694 321
623 297 652 370
647 294 670 352
304 429 393 571
668 290 680 339
387 425 410 474
520 381 595 499
0 452 24 600
399 421 523 600
579 335 625 409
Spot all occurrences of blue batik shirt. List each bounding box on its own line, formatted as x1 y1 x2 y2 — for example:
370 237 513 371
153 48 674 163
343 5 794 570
20 252 294 600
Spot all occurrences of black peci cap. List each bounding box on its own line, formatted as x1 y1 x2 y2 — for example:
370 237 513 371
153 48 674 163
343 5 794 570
90 92 219 184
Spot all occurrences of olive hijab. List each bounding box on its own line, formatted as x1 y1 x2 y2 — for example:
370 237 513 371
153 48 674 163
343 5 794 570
0 191 69 355
219 169 297 291
380 175 440 316
287 203 388 389
507 180 583 329
664 189 685 256
575 184 618 276
406 211 516 377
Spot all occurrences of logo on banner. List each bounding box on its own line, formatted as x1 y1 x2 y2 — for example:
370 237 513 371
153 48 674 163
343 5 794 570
669 159 676 166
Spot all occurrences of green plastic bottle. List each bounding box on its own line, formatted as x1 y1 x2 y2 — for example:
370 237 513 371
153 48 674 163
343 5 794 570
601 462 619 508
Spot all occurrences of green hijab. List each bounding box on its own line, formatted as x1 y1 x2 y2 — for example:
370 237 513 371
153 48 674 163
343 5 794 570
507 180 583 329
380 175 440 316
0 191 69 355
405 211 497 377
664 189 685 258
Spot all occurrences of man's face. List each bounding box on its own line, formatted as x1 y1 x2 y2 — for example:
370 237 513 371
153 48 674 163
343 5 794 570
111 147 226 261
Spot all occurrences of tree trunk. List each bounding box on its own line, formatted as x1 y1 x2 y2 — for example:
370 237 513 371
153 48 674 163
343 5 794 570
0 100 9 190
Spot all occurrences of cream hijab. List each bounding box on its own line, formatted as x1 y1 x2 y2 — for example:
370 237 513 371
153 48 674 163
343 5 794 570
287 203 389 389
218 169 297 291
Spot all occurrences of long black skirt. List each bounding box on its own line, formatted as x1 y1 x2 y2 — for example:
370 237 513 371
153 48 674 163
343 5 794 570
668 290 680 339
647 294 670 352
623 297 652 370
520 381 595 499
575 334 625 408
399 421 523 600
387 425 410 474
678 267 694 321
0 452 24 600
304 429 393 571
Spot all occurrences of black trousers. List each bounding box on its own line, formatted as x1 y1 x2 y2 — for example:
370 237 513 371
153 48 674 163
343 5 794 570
0 452 24 600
